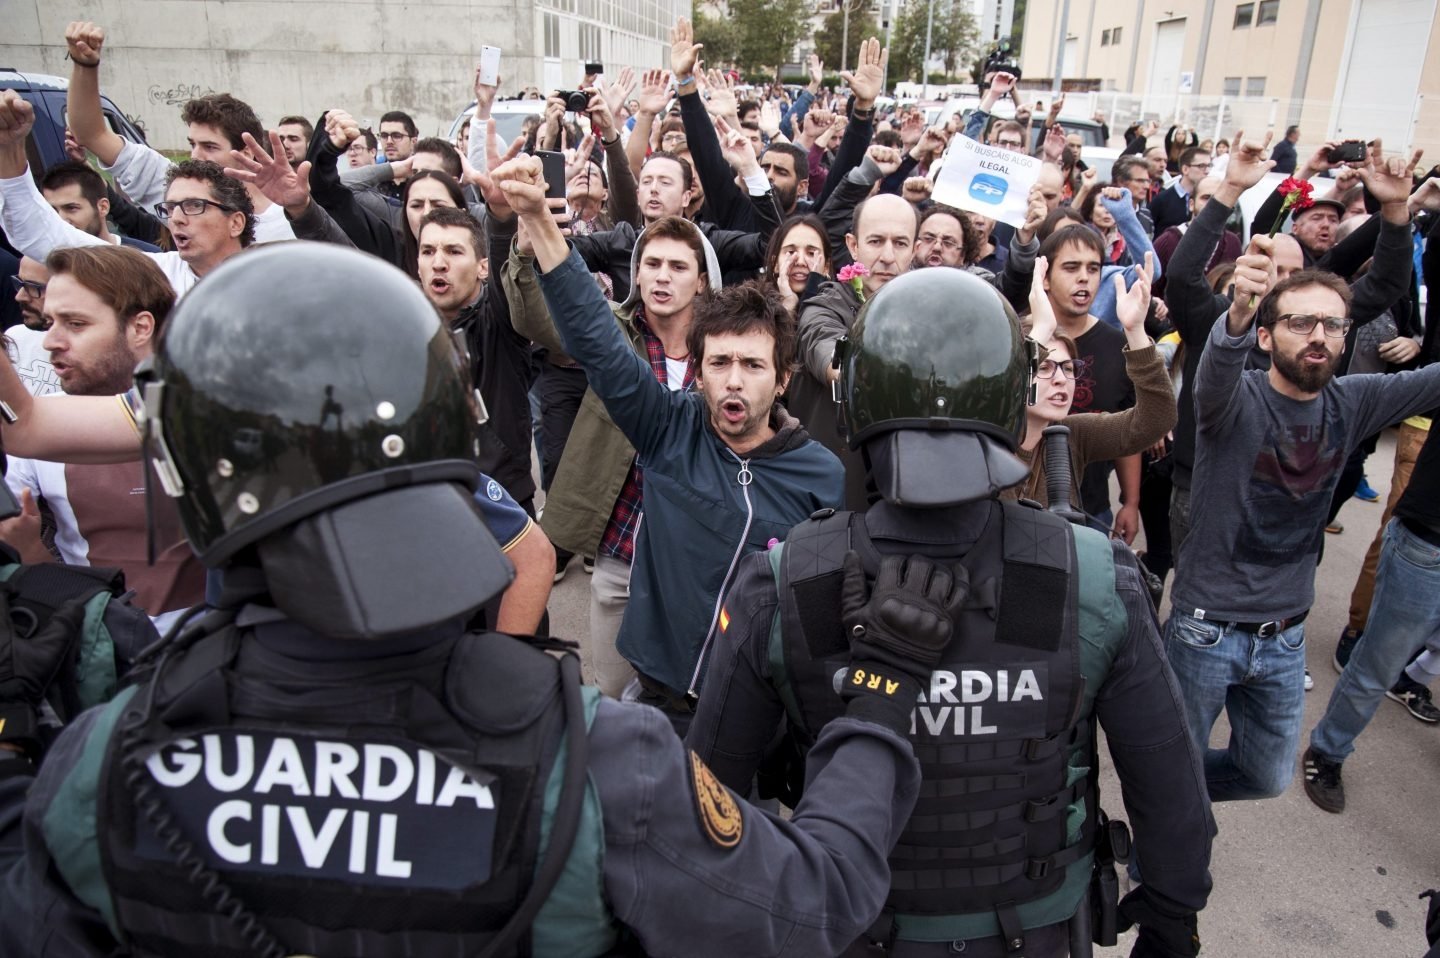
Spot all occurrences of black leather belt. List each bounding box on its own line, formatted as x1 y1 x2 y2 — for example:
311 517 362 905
1229 610 1309 637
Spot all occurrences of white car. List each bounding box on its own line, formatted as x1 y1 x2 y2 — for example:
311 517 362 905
447 99 550 147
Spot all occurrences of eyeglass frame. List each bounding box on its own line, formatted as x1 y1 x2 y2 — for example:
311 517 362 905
1271 313 1353 338
917 231 964 251
1036 357 1087 381
376 130 414 141
153 198 240 221
8 275 46 297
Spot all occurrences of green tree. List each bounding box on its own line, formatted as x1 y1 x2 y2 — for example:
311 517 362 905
813 5 880 74
730 0 811 70
694 8 742 67
891 0 980 83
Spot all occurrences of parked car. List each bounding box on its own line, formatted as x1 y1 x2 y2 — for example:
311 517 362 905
0 69 148 178
447 99 550 149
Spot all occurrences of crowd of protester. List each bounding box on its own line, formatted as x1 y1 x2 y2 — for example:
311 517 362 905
0 13 1439 935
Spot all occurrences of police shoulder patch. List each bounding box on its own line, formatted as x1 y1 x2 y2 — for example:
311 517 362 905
486 479 504 501
688 750 743 850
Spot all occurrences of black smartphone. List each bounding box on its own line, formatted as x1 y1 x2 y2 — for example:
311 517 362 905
1328 140 1366 163
536 149 566 199
584 61 603 76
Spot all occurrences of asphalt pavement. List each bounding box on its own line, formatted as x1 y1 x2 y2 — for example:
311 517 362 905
538 427 1439 956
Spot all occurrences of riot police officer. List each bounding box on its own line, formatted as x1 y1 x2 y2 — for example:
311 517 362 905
0 243 968 957
686 267 1216 957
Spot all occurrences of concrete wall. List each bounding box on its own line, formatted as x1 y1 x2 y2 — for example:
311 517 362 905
0 0 676 150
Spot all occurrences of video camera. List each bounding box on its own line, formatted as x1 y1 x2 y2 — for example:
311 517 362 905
982 40 1022 89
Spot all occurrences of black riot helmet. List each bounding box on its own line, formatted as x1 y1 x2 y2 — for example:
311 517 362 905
840 267 1035 507
141 242 512 637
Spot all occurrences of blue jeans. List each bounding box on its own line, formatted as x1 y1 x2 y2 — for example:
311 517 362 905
1311 518 1440 762
1163 609 1307 801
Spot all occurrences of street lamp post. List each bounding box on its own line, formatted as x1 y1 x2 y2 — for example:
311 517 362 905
922 0 936 98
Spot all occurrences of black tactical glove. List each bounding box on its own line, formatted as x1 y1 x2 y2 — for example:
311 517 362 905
839 551 968 734
1118 887 1200 958
0 592 87 761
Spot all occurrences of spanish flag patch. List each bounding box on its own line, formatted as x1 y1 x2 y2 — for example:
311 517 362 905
719 606 730 632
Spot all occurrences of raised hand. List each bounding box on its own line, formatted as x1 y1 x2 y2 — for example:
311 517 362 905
901 176 933 203
808 54 824 91
1016 184 1048 244
704 68 739 120
1041 124 1066 162
0 91 37 149
65 21 105 67
1358 139 1424 207
1229 234 1278 331
325 109 361 150
1114 252 1154 335
474 67 500 117
493 154 550 217
899 111 924 149
600 65 636 119
585 90 617 141
566 132 597 178
636 68 672 116
63 128 86 162
670 17 702 80
865 144 903 176
225 130 311 214
716 116 761 175
1046 94 1065 124
758 100 783 138
1027 255 1057 346
840 37 887 109
1298 140 1341 179
1221 129 1275 193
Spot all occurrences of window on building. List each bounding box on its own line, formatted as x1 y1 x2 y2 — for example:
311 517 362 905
1257 0 1280 23
1101 28 1111 45
544 12 560 58
1246 76 1267 97
1223 76 1242 96
1112 26 1121 43
579 23 602 62
1234 2 1254 26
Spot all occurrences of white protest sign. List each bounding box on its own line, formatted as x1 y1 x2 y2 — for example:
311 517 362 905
930 135 1042 228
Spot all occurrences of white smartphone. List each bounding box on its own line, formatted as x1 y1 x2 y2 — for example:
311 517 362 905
478 46 501 86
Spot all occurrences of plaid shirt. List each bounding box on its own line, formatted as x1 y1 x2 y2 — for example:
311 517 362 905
596 313 693 564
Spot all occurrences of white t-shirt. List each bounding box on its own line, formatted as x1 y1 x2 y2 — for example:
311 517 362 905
664 356 688 391
7 326 61 397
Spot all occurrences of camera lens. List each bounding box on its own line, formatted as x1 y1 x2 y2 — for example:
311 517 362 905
566 91 590 112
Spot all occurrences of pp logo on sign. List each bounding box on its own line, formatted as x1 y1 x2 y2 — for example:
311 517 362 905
968 174 1008 205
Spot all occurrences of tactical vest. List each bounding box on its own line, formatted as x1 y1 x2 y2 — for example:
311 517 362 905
768 501 1125 944
57 617 619 958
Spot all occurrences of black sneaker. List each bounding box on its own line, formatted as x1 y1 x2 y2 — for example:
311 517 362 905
1333 627 1362 674
1303 747 1346 813
1386 675 1440 723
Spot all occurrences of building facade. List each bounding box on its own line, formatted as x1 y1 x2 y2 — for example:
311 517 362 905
1015 0 1439 160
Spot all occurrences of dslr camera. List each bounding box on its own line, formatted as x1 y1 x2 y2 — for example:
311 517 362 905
983 40 1022 88
556 90 591 112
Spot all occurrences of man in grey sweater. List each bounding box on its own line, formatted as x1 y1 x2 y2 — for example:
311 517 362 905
1167 165 1440 802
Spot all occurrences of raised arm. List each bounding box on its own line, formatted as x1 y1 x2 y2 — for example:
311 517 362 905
0 94 107 263
627 69 670 181
498 155 679 458
1193 236 1276 433
1348 143 1423 323
63 22 126 166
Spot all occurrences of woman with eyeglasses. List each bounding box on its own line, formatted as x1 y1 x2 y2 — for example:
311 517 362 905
1007 256 1177 516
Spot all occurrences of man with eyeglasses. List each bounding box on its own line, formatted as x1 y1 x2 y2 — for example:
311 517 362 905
1112 156 1157 238
1165 208 1440 805
62 22 293 245
8 257 62 398
0 90 252 298
1149 147 1211 235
